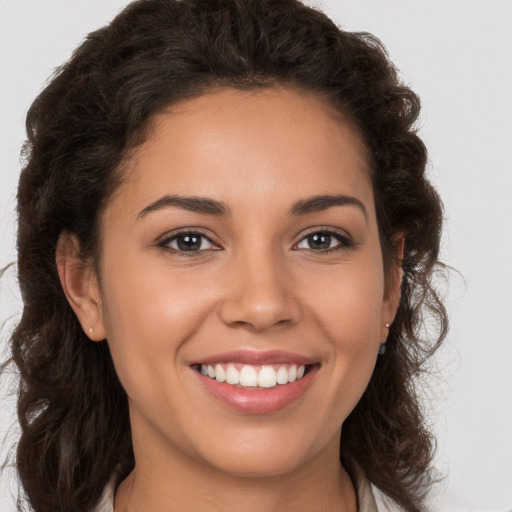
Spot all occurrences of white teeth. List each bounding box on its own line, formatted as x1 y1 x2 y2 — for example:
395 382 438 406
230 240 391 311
258 366 277 388
215 364 226 382
199 363 308 388
225 364 240 385
276 366 288 385
239 365 258 386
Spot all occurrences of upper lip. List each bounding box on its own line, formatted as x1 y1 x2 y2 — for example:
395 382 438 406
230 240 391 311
191 349 316 366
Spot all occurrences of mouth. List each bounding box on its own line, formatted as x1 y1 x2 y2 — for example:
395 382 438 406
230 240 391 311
192 362 313 389
190 350 319 414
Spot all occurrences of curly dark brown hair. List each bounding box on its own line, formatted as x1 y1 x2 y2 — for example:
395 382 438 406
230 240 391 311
3 0 447 510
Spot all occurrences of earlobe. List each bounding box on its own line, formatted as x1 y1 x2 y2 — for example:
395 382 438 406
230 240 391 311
56 231 106 342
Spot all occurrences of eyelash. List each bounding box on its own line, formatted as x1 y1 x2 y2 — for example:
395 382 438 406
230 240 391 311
157 228 353 257
157 229 219 256
295 228 353 254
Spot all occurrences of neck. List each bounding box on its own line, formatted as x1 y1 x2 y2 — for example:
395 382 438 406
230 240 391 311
114 435 358 512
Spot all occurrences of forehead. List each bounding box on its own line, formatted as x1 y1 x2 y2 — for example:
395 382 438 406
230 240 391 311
114 87 374 219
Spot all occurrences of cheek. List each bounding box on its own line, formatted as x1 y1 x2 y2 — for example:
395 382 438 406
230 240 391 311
310 259 385 345
306 259 384 412
98 253 213 389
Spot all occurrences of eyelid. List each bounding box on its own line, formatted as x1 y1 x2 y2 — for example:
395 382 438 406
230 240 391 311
293 226 353 251
156 225 353 255
157 228 222 253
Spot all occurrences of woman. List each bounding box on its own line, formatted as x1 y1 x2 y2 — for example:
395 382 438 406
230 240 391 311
5 0 447 510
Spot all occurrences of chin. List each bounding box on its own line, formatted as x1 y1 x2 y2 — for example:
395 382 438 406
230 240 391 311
188 422 335 479
199 447 309 478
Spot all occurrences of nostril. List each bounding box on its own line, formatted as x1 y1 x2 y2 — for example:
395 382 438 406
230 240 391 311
218 295 303 332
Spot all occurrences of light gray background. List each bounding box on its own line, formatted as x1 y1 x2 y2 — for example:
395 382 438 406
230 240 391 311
1 1 511 510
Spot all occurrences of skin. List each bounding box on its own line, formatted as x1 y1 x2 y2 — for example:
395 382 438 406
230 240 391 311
57 87 401 512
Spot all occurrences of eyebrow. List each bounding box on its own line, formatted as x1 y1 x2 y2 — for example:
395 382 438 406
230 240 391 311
137 195 231 218
289 194 367 219
137 193 367 220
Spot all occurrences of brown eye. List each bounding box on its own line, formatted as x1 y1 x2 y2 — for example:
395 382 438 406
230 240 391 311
305 233 332 250
160 231 218 252
175 234 203 251
296 230 351 251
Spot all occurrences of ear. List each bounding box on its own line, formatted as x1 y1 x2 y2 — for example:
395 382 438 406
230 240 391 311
381 234 404 333
56 231 106 341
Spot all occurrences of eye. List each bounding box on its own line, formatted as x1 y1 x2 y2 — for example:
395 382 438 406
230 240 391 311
158 230 219 253
295 230 352 252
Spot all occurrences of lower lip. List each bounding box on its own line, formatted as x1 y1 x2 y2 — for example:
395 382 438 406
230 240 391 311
195 366 318 414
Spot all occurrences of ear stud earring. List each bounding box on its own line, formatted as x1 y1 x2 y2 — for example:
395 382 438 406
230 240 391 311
88 327 93 333
379 323 391 355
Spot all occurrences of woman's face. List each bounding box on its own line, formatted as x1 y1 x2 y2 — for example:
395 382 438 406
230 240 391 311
88 88 398 477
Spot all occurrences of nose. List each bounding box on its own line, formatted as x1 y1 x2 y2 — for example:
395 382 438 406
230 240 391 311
218 249 303 332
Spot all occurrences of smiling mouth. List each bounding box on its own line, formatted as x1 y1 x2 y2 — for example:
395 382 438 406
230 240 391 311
192 363 314 389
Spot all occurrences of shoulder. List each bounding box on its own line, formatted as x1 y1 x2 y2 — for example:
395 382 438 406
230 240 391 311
371 485 403 511
353 468 403 512
355 470 380 511
90 472 116 512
